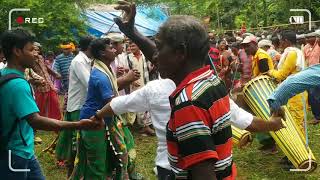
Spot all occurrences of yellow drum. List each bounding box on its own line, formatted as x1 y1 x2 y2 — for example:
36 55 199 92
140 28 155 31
242 75 317 172
232 126 252 148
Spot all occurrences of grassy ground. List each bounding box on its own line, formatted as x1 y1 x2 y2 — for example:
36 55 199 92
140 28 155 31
35 123 320 180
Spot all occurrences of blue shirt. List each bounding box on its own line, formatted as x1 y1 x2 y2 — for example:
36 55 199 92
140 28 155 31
0 68 39 159
53 53 74 93
268 64 320 110
80 68 113 123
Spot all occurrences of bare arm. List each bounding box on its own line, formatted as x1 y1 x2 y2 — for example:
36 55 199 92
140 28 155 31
26 113 104 131
95 103 115 119
190 160 217 180
114 1 157 62
245 115 284 132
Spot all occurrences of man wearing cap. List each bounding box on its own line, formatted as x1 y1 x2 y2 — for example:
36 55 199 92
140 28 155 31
242 35 277 154
303 31 320 125
268 30 307 135
55 36 94 176
102 32 143 101
258 39 281 66
242 35 274 78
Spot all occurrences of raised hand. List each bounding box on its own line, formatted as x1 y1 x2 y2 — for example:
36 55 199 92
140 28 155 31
114 0 136 34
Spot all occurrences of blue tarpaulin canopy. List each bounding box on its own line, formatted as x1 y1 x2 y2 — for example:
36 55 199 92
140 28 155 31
83 6 168 37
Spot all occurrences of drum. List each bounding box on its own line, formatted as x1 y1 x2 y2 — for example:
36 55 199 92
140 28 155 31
243 75 317 172
232 126 252 148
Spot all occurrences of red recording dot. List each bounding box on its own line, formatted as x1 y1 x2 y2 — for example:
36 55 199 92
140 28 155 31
16 16 24 24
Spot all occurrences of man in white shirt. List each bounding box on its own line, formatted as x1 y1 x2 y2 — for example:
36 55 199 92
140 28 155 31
93 78 285 180
105 32 131 95
67 36 94 113
128 41 155 136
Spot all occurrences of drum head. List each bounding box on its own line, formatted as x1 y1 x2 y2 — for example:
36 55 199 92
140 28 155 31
298 160 317 173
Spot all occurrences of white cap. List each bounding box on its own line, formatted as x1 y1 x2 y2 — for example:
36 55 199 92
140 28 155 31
236 36 243 42
296 34 306 39
101 32 125 42
34 42 41 47
241 35 257 44
258 39 272 48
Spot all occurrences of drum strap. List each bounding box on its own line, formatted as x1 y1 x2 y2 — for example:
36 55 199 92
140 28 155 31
301 95 309 148
208 53 218 75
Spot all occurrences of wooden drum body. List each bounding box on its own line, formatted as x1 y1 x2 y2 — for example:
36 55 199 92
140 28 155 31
242 75 317 172
232 126 253 148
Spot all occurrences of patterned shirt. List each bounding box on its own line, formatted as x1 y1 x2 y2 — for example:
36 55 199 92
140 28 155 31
304 43 320 66
166 66 236 180
268 64 320 110
239 49 252 84
53 53 74 93
32 56 55 92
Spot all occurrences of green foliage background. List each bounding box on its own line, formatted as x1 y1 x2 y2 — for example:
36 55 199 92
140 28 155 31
0 0 88 52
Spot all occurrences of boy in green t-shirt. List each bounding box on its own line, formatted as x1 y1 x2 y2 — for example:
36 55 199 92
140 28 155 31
0 28 104 180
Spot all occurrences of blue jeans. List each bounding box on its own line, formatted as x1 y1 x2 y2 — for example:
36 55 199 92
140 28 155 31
0 152 45 180
308 88 320 120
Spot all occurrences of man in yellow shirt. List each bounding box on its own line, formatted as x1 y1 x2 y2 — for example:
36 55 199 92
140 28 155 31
268 30 306 136
241 35 276 154
242 35 274 77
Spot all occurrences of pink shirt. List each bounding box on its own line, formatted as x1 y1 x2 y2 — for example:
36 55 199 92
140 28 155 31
304 42 320 66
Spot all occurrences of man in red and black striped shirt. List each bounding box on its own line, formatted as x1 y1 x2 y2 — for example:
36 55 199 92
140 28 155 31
166 65 236 179
114 2 236 179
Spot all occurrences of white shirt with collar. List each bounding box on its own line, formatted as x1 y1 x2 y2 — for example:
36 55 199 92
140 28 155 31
110 78 253 170
67 51 92 112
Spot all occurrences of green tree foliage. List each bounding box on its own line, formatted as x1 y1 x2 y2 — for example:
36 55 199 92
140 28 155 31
0 0 88 52
1 0 319 52
93 0 320 31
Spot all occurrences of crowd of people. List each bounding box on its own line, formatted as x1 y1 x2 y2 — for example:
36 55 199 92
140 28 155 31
0 1 320 180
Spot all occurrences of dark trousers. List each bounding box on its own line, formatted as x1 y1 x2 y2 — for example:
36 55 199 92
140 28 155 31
0 152 45 180
157 166 175 180
308 88 320 120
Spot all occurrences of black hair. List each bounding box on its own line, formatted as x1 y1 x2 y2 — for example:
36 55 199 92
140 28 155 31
226 36 236 43
210 38 217 45
230 42 240 49
280 30 297 44
79 36 94 51
47 51 54 56
89 38 111 60
271 35 280 47
0 28 35 60
158 15 209 66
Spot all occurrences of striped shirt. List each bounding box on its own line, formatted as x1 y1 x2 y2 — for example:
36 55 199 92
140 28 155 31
53 53 74 93
268 64 320 110
166 66 236 180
